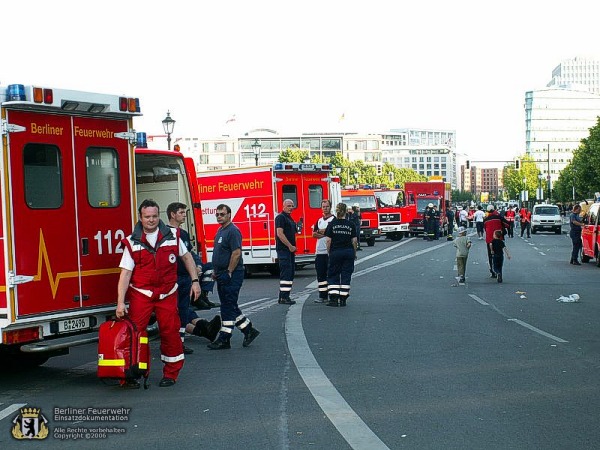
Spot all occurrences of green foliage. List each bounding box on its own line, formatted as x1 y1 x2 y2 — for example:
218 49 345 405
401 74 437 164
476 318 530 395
502 154 546 201
278 148 309 163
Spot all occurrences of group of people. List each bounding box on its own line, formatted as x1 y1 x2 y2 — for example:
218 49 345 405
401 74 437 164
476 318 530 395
423 203 441 241
116 200 260 388
453 204 511 284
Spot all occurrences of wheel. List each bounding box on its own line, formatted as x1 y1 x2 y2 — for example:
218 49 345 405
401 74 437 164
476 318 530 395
366 238 375 247
596 246 600 268
388 232 403 241
532 228 537 234
555 228 561 235
268 264 280 276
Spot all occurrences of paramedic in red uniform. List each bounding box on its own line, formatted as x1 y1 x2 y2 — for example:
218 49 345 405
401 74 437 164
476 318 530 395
116 199 200 388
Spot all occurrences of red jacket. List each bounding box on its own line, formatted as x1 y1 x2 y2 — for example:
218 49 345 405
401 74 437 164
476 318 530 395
505 210 515 222
483 211 509 244
123 221 180 298
519 208 531 223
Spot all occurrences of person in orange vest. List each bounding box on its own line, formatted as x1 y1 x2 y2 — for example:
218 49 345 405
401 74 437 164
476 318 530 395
504 206 516 238
519 203 531 238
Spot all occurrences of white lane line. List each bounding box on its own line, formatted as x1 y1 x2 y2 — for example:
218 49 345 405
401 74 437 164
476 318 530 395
354 238 415 265
539 252 546 256
468 294 489 306
508 319 569 343
286 294 390 450
239 297 270 308
0 403 27 421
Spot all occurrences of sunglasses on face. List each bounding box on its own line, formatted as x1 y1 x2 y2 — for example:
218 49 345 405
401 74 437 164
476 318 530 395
215 212 228 217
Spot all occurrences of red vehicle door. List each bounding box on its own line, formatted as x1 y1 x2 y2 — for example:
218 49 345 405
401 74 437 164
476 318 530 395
581 203 599 261
72 116 133 309
276 171 326 256
7 111 132 317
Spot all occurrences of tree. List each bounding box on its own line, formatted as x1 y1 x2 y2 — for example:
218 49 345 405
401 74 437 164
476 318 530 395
502 155 544 201
278 148 309 163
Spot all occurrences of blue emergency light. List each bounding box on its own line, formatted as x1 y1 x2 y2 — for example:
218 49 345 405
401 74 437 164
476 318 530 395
7 84 26 101
274 163 283 170
136 132 148 148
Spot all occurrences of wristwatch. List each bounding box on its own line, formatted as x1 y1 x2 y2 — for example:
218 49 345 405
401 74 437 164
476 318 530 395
191 279 199 283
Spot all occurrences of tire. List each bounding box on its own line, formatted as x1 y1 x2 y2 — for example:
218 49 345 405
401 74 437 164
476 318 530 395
366 238 375 247
268 264 280 276
388 232 403 241
596 246 600 268
532 228 537 234
555 228 561 235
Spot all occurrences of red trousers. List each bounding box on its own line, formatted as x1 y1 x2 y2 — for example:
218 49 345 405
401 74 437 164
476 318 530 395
127 289 184 380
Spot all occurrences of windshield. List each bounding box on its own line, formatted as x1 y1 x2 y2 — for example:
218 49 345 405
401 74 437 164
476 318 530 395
375 190 405 208
416 198 439 213
534 206 560 216
342 195 376 210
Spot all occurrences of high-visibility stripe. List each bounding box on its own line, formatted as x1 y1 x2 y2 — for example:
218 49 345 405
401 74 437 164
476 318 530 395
140 337 148 344
280 287 292 292
219 327 233 334
280 281 293 285
139 362 148 370
222 320 236 326
98 359 125 367
237 319 250 330
161 353 184 363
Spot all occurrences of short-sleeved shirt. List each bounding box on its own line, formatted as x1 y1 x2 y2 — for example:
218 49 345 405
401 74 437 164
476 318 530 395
490 238 506 255
325 217 357 250
275 212 296 250
119 229 188 272
212 223 243 273
569 212 582 238
314 215 334 254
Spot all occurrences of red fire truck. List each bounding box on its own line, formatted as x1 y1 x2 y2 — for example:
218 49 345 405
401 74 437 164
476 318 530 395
373 187 410 240
0 83 203 367
197 162 337 275
341 188 379 246
404 181 452 237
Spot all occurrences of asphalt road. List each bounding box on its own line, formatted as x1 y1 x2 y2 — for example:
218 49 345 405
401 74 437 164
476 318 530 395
2 226 600 449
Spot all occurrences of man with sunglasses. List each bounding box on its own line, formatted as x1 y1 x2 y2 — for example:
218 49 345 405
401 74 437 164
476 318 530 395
207 204 260 350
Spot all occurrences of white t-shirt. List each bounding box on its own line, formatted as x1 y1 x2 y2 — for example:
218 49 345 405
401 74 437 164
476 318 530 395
314 215 334 254
459 209 468 222
119 229 188 271
474 210 485 222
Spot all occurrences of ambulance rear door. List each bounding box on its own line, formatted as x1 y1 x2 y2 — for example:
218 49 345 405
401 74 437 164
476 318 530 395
6 111 132 318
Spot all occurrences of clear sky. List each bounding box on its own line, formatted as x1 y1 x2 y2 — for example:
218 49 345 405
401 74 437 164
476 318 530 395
3 0 599 163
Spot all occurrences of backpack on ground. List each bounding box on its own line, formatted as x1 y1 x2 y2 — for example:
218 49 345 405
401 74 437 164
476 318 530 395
97 317 150 389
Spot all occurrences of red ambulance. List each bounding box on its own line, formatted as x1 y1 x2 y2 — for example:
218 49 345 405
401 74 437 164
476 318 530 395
197 163 336 275
0 84 203 367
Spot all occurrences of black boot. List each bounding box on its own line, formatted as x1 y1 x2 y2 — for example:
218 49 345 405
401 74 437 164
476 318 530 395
192 315 221 341
326 296 339 307
242 327 260 347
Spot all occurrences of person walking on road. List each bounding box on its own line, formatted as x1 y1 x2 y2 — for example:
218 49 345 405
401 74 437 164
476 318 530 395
325 203 358 307
208 204 260 350
569 204 584 265
504 206 516 238
474 205 485 240
489 229 511 283
167 202 221 354
275 199 297 305
483 204 509 279
519 203 532 238
453 226 472 284
350 204 363 250
116 199 200 388
312 199 335 303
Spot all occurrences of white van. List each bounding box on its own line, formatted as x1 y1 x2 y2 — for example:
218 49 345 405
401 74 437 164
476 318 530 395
531 204 562 234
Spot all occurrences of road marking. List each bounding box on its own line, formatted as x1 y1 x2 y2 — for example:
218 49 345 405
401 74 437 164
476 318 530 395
468 294 489 305
0 403 27 421
286 294 390 450
508 319 568 343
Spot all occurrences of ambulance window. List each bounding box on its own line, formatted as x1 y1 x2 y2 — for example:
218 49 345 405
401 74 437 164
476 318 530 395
308 185 323 208
86 148 120 207
282 185 297 207
23 144 63 209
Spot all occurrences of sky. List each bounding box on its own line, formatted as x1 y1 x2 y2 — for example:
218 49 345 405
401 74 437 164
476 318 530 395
3 0 599 163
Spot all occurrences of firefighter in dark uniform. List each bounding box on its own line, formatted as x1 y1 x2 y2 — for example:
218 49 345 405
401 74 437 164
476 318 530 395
424 203 436 241
324 203 358 307
275 199 297 305
432 204 441 240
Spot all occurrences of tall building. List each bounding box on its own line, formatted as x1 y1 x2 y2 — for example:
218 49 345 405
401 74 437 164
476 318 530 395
524 86 600 185
546 56 600 95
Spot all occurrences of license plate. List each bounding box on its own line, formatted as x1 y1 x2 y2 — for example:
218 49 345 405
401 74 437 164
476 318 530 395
57 317 90 333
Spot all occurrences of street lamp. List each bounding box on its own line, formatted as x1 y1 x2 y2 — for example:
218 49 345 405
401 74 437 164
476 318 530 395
537 174 543 202
251 139 261 166
162 111 175 150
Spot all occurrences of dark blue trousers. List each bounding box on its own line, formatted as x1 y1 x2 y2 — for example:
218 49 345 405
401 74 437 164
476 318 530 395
327 248 355 300
277 250 295 300
315 254 329 299
215 269 249 341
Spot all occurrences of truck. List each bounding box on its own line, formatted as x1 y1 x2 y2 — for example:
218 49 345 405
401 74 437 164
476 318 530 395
197 162 337 275
0 83 203 367
404 181 452 237
373 187 411 240
341 187 380 246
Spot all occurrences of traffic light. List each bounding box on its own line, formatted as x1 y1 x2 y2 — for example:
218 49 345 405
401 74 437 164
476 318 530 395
466 160 470 169
376 165 382 175
515 160 520 170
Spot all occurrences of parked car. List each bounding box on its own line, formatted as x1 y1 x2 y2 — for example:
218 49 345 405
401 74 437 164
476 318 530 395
581 202 600 266
531 204 562 234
